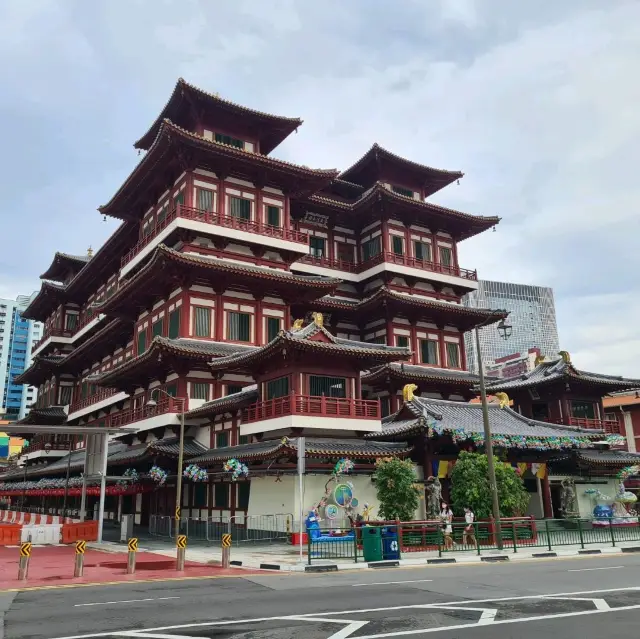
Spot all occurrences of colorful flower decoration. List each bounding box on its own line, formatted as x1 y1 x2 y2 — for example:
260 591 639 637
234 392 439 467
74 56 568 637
183 464 208 482
117 468 140 486
617 465 640 481
333 458 354 476
223 458 249 481
149 465 168 485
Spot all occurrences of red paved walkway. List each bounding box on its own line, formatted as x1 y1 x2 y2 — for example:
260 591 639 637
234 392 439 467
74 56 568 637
0 545 252 589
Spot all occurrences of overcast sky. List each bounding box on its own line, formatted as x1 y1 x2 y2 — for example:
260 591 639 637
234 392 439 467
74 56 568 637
0 0 638 376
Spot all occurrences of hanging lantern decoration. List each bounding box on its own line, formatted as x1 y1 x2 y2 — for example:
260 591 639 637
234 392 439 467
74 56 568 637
183 464 208 482
118 468 140 486
223 458 249 481
149 465 168 485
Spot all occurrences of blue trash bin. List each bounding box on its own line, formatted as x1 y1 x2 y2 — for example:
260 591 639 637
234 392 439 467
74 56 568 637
381 527 401 560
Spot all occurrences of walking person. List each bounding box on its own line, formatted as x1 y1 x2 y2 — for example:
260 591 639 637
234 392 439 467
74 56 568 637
463 506 476 547
440 502 454 550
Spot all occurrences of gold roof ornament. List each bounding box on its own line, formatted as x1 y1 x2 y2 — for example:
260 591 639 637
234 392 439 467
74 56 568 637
558 350 571 364
86 246 93 257
402 383 418 402
291 318 304 331
311 311 324 327
534 354 546 366
494 392 511 409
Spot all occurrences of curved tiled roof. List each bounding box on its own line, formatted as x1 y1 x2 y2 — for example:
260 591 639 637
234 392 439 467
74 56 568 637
16 405 68 426
370 396 608 449
190 436 411 465
13 354 66 386
40 252 91 282
485 356 640 393
21 281 66 321
134 78 303 154
206 320 411 373
99 246 342 317
185 385 259 419
363 362 479 387
101 119 337 218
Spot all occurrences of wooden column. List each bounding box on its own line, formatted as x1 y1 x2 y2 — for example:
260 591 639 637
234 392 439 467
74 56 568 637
215 293 224 340
542 473 553 518
255 297 263 345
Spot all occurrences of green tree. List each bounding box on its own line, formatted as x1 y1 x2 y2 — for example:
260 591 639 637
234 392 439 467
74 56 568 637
450 451 529 519
374 457 420 521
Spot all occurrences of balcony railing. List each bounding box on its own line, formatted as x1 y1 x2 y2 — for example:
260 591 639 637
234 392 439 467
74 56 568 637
121 205 309 268
31 327 73 353
242 393 380 424
68 388 120 415
20 440 71 456
108 397 186 428
553 416 621 434
299 251 478 281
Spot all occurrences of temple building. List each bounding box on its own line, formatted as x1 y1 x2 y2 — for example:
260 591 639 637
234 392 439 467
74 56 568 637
3 78 639 527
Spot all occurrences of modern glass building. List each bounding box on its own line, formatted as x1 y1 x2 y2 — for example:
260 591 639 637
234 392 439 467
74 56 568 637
463 280 560 374
0 293 43 421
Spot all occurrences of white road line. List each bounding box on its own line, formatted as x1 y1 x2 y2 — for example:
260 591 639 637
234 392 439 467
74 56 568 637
74 597 180 607
568 566 624 572
352 580 433 587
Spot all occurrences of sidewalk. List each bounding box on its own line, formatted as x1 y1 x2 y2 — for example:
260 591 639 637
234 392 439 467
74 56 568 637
0 544 255 590
92 537 640 572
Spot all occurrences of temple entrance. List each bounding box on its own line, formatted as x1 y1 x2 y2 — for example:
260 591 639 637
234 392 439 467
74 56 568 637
550 482 563 517
532 402 549 421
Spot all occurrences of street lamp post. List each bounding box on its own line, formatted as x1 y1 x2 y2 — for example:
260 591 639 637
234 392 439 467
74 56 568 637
45 439 74 519
146 389 186 535
475 317 512 550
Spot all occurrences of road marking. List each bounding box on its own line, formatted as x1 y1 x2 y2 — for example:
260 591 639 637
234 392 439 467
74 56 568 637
75 597 180 607
49 586 640 639
352 580 433 587
568 566 624 572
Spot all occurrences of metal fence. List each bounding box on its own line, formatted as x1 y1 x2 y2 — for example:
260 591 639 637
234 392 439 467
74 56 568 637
307 517 640 563
149 513 293 544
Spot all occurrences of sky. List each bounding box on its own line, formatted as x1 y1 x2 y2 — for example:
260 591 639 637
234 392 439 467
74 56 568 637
0 0 638 376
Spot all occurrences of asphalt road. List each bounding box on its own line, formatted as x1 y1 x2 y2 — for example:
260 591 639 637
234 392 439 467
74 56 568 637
4 553 640 639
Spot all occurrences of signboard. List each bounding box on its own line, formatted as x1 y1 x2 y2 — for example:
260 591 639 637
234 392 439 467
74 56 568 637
302 212 329 227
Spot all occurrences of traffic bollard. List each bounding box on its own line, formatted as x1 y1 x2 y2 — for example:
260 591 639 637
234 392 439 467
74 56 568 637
176 535 187 571
18 542 31 581
127 538 138 574
221 533 232 569
74 540 86 577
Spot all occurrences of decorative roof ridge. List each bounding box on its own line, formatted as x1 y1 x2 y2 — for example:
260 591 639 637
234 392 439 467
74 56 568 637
55 317 124 367
339 143 464 182
134 78 303 150
185 384 259 419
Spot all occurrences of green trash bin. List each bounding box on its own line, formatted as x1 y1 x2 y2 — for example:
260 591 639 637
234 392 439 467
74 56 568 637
362 526 383 562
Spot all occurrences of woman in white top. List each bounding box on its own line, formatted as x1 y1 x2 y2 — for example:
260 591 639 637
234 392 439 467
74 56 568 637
463 506 476 547
440 502 454 549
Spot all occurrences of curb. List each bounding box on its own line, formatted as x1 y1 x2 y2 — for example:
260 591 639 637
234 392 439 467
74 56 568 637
621 546 640 553
578 549 602 555
427 558 456 564
532 552 557 558
259 563 281 571
480 556 510 562
305 564 338 573
369 560 400 568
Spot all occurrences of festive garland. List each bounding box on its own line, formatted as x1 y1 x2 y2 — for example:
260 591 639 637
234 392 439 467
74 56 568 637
149 465 168 485
223 458 249 481
333 458 354 476
118 468 140 486
183 464 208 482
617 465 640 481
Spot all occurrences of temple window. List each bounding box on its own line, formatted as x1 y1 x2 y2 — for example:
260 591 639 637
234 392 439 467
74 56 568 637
266 205 281 227
309 375 347 398
237 482 250 510
59 386 72 405
173 191 184 208
216 431 229 448
168 309 181 339
439 246 453 267
392 235 404 256
226 384 243 395
420 339 439 365
165 384 178 397
193 307 211 338
396 335 409 348
136 330 147 355
309 236 326 257
229 196 251 220
337 243 354 263
214 483 229 508
392 185 414 198
266 376 289 400
65 313 78 332
369 335 387 345
196 188 214 212
362 236 382 261
239 435 250 445
571 401 596 420
266 317 281 341
215 133 245 149
227 311 251 342
193 484 207 508
157 202 169 226
190 382 210 400
446 342 461 368
152 318 164 338
380 396 391 417
414 240 432 262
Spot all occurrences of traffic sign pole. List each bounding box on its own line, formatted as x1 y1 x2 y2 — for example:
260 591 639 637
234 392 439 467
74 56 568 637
18 543 31 581
176 535 187 571
74 540 86 577
127 538 138 574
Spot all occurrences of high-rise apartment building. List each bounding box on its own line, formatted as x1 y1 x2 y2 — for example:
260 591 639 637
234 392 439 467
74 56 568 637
463 280 560 374
0 293 42 421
